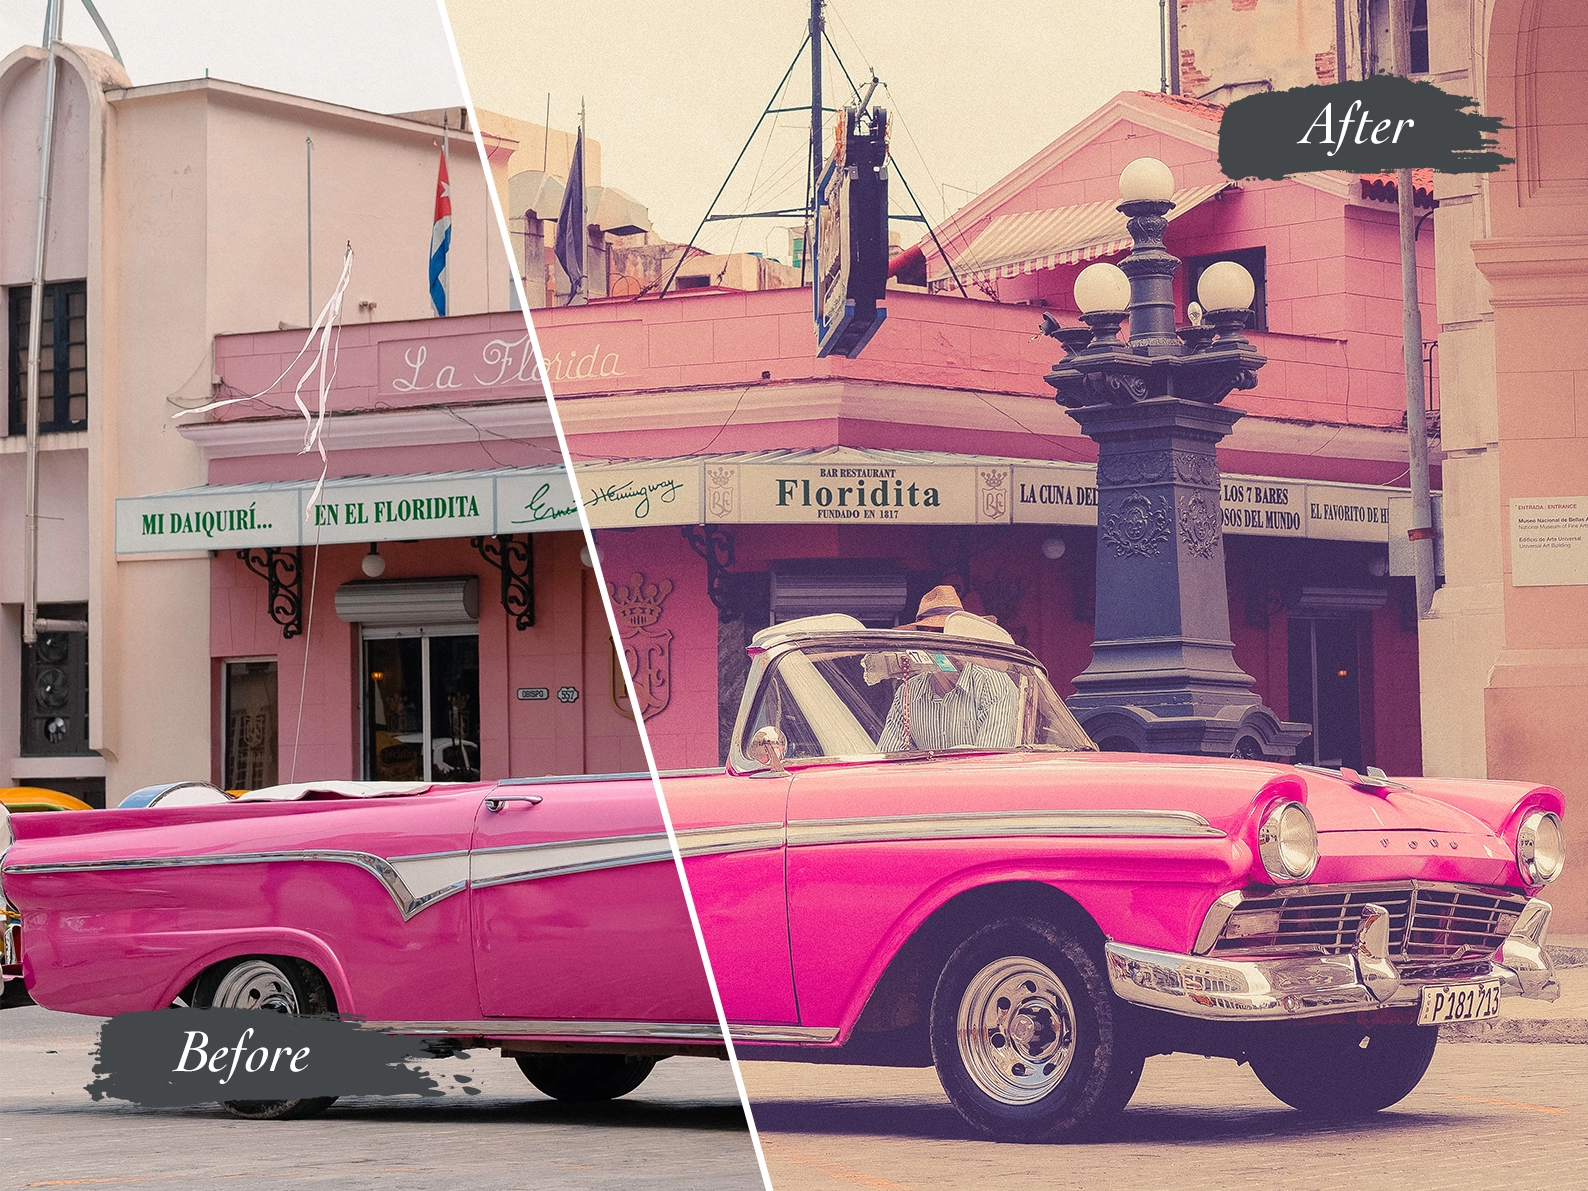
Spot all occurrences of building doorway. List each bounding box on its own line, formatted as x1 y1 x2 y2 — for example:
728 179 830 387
361 628 480 782
1287 616 1364 769
223 659 278 791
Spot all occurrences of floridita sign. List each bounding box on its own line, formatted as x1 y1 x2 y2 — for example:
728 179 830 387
574 448 1410 545
115 466 579 555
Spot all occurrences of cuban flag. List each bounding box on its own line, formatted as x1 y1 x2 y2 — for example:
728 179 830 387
428 147 451 317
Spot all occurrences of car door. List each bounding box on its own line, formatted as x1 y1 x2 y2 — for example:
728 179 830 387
784 761 970 1031
469 778 715 1024
665 769 799 1025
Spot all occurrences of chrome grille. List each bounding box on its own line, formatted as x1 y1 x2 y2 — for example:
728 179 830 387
1212 882 1527 960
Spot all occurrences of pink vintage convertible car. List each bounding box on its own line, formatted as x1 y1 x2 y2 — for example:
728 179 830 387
0 775 720 1119
662 613 1565 1141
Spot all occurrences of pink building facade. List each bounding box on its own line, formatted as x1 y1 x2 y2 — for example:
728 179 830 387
538 92 1439 777
117 312 645 790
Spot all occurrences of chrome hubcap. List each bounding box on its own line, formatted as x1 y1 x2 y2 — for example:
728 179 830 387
210 960 299 1013
957 955 1075 1105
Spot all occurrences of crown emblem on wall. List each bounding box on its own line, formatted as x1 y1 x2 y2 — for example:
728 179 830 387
608 571 674 629
706 467 734 488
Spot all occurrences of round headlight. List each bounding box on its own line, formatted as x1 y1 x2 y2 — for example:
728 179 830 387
1517 810 1565 885
1258 801 1318 882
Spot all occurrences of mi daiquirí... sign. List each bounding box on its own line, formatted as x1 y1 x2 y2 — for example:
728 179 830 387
573 449 1409 544
115 467 579 555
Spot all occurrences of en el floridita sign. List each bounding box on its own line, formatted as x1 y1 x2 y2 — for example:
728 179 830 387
574 448 1408 544
115 466 579 555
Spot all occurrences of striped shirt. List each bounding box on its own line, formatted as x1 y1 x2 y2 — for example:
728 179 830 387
877 663 1020 752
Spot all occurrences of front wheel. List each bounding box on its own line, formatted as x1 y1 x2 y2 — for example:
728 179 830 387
929 918 1141 1142
1247 1023 1438 1116
190 956 339 1121
515 1054 657 1102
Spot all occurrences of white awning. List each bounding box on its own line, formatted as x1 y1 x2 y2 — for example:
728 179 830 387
115 465 579 556
932 183 1232 284
574 446 1422 545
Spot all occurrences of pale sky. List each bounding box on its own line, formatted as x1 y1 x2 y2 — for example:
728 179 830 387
0 0 464 114
446 0 1164 257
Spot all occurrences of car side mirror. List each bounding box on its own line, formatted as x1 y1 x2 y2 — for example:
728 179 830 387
747 725 789 775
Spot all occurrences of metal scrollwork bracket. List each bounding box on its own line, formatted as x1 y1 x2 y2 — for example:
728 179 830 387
682 525 737 617
471 534 535 630
237 547 302 640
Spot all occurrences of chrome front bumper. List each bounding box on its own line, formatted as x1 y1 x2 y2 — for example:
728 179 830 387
1106 897 1559 1021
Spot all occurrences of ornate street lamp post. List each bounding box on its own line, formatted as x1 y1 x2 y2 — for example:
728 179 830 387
1045 158 1308 759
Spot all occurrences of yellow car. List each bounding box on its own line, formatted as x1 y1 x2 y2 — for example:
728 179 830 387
1 786 94 814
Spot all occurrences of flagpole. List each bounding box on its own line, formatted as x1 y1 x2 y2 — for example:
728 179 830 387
443 111 451 317
305 136 313 327
579 98 587 304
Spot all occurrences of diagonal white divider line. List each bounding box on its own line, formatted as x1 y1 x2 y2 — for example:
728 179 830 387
429 6 773 1187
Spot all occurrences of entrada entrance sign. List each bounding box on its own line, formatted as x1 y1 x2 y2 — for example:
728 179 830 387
813 106 888 359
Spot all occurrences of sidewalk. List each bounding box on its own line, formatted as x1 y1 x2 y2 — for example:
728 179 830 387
1441 938 1588 1043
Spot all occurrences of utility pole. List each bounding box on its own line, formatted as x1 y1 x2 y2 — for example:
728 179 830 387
1160 0 1168 93
1394 0 1436 616
23 0 64 646
810 0 823 215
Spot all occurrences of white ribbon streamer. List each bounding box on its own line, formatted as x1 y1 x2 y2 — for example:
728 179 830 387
174 244 355 518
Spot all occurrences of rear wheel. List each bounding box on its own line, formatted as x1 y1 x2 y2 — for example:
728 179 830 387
514 1054 657 1102
929 918 1141 1142
190 957 339 1121
1247 1023 1438 1116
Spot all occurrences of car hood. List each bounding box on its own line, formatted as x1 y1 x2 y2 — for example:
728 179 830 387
785 750 1550 841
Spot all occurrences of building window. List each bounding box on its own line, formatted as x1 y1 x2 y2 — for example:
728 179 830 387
1363 0 1427 76
8 280 87 435
362 628 480 782
20 604 90 756
223 660 278 791
1410 0 1429 74
1185 247 1267 332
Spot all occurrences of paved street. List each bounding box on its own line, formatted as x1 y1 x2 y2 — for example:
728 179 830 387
743 1042 1588 1191
0 1007 763 1190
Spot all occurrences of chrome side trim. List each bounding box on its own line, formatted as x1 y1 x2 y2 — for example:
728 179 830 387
387 851 472 915
469 833 674 889
728 1024 842 1044
674 822 786 859
2 828 682 917
2 850 445 922
786 809 1223 848
356 1018 724 1042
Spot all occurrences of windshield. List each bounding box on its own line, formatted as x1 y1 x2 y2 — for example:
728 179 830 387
744 643 1096 762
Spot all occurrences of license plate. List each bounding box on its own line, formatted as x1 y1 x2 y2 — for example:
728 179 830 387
1417 979 1502 1025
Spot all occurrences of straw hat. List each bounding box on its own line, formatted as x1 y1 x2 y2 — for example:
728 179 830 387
905 585 997 630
